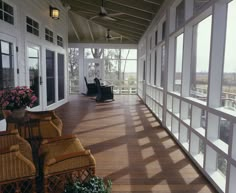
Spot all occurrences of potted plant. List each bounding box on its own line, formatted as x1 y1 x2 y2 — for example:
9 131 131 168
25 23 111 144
0 86 37 118
64 176 112 193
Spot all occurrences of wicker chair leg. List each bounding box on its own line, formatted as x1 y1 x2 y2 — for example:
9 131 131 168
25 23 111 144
44 177 49 193
16 182 20 193
32 178 36 193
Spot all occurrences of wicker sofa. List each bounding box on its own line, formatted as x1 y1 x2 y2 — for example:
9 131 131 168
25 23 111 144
0 130 36 193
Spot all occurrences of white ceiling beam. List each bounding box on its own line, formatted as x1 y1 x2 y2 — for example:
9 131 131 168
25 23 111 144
69 12 80 41
87 20 94 41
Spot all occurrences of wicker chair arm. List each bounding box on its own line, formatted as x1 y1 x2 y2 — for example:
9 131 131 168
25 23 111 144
41 135 76 145
46 150 91 166
0 145 36 181
0 144 19 154
0 129 18 136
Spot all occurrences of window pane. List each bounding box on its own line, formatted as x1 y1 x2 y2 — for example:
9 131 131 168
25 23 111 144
121 49 137 59
68 48 79 94
154 51 157 85
2 55 10 68
1 41 9 54
160 44 165 87
162 21 166 40
4 13 13 24
3 2 13 15
190 16 212 102
174 33 184 93
85 48 103 59
222 0 236 111
219 118 230 145
0 11 3 20
155 30 158 46
217 154 227 176
104 49 120 59
104 59 119 80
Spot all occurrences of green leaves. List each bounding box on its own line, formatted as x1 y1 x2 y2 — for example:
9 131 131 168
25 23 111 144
64 176 112 193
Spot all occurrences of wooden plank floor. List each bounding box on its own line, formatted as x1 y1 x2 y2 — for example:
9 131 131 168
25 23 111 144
56 95 217 193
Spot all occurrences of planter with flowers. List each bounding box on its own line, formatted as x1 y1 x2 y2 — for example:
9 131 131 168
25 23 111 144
0 86 37 118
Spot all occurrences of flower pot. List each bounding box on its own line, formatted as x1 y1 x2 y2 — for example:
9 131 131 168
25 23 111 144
11 108 26 119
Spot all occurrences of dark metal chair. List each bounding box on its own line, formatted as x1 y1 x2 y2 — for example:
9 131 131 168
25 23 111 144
94 78 114 102
84 77 97 96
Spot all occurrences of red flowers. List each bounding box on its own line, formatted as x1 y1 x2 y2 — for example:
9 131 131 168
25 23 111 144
0 86 37 110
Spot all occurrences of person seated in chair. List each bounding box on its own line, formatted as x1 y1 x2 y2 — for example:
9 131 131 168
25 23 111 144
94 78 114 102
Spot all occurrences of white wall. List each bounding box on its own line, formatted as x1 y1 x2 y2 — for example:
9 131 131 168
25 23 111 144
0 0 69 110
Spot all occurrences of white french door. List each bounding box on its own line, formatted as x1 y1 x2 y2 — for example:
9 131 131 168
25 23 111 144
0 33 17 131
26 44 43 111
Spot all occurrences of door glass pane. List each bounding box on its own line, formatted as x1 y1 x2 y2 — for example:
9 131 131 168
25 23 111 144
28 47 39 106
46 50 55 105
1 41 9 54
0 40 14 89
58 53 65 100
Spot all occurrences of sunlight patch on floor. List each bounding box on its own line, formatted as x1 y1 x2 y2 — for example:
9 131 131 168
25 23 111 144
133 120 142 126
145 160 163 178
135 125 144 132
141 147 155 159
138 137 151 146
169 149 184 164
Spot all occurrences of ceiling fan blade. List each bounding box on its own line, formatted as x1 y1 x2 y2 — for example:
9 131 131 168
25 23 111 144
110 36 121 40
108 13 124 17
103 16 117 21
90 15 99 20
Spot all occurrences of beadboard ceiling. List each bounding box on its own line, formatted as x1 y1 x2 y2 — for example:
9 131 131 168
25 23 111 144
62 0 165 44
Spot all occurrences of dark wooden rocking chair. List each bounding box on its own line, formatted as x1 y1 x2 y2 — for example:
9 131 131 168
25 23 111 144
84 77 97 96
94 78 114 102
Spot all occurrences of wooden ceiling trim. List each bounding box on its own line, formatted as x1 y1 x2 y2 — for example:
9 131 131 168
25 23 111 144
70 0 153 22
87 21 94 41
74 9 150 27
75 12 146 33
106 0 158 14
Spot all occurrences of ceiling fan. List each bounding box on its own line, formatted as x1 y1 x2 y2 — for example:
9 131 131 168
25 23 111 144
90 0 124 21
105 29 122 41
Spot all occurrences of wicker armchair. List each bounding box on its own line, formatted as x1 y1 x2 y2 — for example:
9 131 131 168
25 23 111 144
39 135 96 193
0 130 36 193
